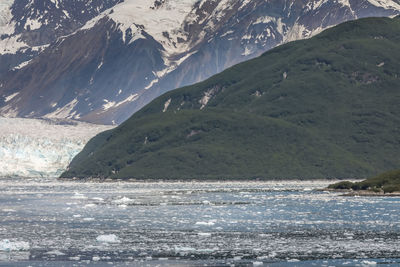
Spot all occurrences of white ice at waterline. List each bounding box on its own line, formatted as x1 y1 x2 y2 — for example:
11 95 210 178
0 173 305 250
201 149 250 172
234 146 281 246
0 239 30 251
96 234 120 243
0 117 113 178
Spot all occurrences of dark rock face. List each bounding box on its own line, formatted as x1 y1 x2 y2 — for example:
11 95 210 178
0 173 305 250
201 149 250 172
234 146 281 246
11 0 122 45
1 0 399 124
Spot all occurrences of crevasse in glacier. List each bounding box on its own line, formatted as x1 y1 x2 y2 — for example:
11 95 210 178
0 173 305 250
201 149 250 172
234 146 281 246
0 118 112 178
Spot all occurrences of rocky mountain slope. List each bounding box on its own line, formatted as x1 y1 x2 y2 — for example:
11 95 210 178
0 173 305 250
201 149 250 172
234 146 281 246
1 0 400 124
62 16 400 180
0 0 122 76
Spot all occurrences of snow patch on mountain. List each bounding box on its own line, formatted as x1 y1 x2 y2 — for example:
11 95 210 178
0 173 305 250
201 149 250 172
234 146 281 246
0 0 29 55
337 0 351 8
285 22 324 43
4 92 19 102
78 0 202 84
0 34 28 55
368 0 400 10
24 17 42 31
306 0 328 10
0 103 19 117
0 118 112 178
100 93 139 112
82 0 197 56
44 98 79 119
163 98 171 112
0 0 14 34
102 99 116 111
12 59 32 70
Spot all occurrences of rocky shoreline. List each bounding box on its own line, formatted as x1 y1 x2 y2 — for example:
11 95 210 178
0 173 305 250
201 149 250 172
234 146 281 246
323 188 400 197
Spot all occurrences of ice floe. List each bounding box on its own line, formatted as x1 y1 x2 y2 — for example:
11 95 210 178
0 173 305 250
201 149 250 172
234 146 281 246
0 239 29 251
96 234 120 243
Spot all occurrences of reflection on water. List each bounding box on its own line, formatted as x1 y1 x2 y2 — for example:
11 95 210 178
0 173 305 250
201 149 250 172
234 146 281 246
0 178 399 266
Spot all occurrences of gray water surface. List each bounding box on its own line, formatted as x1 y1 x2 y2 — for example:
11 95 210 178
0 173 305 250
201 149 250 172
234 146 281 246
0 178 399 266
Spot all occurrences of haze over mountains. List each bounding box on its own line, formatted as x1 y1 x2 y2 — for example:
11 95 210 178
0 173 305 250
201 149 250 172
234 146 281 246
1 0 399 124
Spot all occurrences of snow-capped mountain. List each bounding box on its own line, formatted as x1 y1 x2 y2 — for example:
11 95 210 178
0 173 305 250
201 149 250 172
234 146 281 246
0 117 112 178
0 0 122 75
1 0 399 124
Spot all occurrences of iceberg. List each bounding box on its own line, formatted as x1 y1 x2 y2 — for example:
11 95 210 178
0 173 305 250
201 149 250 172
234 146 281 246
0 239 29 251
96 234 120 243
0 117 112 178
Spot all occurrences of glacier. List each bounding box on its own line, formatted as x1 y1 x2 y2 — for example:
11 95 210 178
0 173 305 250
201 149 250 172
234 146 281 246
0 118 112 178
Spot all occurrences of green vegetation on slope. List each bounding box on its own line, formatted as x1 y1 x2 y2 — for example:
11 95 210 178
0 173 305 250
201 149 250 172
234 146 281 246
328 169 400 193
62 17 400 180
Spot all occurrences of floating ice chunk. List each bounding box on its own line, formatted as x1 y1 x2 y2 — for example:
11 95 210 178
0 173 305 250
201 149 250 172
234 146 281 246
72 192 87 199
198 232 211 236
174 246 195 252
113 196 133 204
195 221 215 226
84 204 96 208
2 209 15 212
0 239 29 251
361 260 377 266
45 250 65 256
253 262 264 266
344 232 354 239
96 234 120 243
92 256 101 261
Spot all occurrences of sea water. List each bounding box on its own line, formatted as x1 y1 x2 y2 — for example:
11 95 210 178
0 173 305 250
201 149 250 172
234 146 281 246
0 178 399 266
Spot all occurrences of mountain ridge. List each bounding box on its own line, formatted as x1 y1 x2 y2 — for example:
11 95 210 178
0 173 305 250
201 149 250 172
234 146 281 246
61 16 400 180
1 0 400 124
